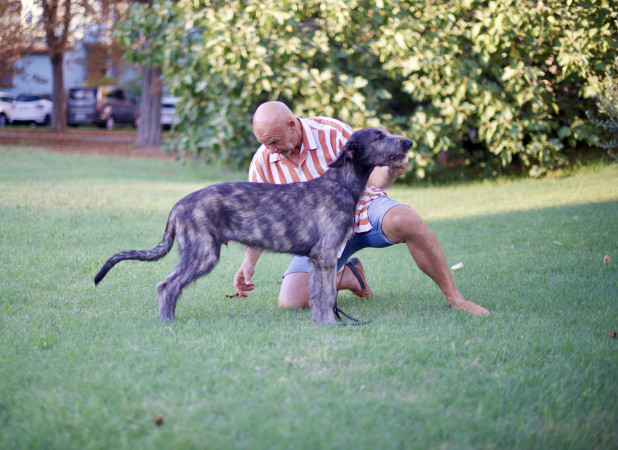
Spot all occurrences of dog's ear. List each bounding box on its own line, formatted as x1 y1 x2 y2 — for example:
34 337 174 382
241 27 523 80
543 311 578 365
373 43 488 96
329 141 357 168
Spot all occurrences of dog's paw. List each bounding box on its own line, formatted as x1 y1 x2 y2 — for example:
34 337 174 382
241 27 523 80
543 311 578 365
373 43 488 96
455 301 490 316
312 310 340 326
158 314 175 322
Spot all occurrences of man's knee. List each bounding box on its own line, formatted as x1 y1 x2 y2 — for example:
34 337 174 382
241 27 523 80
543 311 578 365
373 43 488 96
278 293 309 309
278 272 310 309
383 205 428 243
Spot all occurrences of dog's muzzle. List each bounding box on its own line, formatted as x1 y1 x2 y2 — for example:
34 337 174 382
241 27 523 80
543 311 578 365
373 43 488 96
388 138 412 169
389 155 409 169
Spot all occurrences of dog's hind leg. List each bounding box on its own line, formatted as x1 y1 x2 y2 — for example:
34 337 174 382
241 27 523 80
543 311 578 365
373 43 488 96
309 253 339 325
157 244 221 321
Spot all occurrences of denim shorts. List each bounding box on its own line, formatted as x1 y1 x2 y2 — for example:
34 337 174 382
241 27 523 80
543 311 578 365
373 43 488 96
282 196 404 276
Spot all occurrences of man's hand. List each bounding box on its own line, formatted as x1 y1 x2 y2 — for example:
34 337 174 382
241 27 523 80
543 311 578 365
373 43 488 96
455 301 490 316
387 159 409 178
233 263 256 297
368 160 409 189
232 247 263 297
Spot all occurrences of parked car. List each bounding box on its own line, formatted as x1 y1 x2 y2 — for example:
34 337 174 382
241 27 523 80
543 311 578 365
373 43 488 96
0 92 14 127
9 94 53 126
66 85 139 130
161 95 179 129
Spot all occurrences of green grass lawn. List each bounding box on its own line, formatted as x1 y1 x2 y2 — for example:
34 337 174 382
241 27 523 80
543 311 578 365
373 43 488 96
0 145 616 449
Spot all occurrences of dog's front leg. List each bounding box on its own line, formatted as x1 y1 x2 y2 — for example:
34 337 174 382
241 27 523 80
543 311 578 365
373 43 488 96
309 254 339 325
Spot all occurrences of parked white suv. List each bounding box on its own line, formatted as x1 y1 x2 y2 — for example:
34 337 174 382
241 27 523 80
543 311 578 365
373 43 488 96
0 92 14 127
10 94 53 126
161 95 179 129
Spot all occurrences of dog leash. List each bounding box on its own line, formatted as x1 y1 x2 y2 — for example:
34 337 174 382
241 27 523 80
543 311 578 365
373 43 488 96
334 247 371 326
333 304 371 326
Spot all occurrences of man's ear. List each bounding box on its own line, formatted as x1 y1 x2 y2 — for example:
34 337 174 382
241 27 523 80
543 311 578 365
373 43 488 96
329 142 357 168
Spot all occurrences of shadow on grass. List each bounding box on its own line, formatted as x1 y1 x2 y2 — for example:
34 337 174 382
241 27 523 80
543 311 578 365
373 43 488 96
1 198 616 449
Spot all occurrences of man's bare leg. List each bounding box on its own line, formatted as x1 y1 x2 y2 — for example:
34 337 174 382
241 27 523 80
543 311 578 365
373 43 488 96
278 265 369 308
381 205 490 315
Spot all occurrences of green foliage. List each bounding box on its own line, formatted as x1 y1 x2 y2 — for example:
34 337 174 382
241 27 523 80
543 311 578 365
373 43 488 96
587 56 618 159
117 0 617 179
114 1 177 69
375 0 617 179
140 0 389 168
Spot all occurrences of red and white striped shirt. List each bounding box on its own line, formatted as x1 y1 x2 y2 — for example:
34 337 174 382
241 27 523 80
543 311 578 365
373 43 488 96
248 117 386 233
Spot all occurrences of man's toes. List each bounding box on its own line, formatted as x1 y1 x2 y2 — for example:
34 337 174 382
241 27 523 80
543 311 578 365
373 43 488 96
455 301 490 316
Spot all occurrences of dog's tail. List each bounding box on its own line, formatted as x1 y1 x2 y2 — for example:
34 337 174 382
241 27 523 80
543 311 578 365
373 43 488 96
94 213 176 285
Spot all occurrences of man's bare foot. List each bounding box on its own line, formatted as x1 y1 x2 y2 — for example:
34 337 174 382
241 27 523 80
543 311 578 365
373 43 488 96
338 257 373 299
455 300 490 316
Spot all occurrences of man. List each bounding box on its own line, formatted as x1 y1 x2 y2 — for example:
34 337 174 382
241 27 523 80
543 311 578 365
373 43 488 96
233 101 489 316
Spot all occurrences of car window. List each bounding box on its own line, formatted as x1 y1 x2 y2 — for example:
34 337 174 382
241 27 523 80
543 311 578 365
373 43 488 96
69 88 96 100
16 95 40 102
0 96 13 103
109 89 126 101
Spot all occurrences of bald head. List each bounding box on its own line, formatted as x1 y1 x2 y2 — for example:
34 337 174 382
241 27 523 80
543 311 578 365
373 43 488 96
252 101 302 159
253 101 294 137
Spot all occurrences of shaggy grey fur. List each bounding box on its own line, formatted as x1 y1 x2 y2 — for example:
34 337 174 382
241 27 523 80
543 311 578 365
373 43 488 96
94 128 412 325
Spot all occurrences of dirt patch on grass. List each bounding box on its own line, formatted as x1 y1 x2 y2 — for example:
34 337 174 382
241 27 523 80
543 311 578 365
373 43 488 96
0 127 176 159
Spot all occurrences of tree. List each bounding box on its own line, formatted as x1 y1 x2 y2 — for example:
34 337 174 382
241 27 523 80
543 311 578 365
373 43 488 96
0 1 37 88
83 0 130 87
40 0 130 132
119 0 617 179
138 64 162 148
587 57 618 160
42 0 74 131
372 0 618 179
116 0 174 148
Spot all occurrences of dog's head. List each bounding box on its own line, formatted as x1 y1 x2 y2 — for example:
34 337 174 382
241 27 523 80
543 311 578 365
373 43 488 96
329 128 412 172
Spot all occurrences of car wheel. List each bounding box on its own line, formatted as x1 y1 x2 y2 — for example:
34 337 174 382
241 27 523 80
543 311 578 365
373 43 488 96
0 114 6 127
105 116 115 130
43 115 51 127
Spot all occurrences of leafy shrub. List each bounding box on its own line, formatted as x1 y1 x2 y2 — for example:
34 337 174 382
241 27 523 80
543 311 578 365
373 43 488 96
587 57 618 160
374 0 617 179
117 0 617 179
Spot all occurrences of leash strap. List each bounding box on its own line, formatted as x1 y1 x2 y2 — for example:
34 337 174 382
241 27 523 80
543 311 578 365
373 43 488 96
333 246 371 326
333 304 371 326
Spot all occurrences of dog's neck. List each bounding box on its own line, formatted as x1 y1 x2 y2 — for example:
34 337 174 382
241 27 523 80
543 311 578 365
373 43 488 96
322 160 373 203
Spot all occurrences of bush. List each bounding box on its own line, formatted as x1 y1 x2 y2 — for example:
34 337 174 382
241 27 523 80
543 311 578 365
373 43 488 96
118 0 617 179
374 0 617 179
587 56 618 160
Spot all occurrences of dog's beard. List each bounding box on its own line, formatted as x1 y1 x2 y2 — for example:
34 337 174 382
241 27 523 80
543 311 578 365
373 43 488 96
388 155 409 169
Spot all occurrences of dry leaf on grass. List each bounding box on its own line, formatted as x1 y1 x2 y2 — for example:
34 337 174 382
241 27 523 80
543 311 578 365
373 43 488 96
225 293 241 298
603 255 611 264
153 417 164 426
609 331 617 339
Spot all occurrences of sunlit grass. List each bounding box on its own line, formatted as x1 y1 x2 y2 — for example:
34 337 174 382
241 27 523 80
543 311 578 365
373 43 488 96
1 146 616 449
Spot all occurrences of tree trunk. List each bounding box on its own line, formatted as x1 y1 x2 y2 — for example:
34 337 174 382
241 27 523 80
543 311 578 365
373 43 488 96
138 64 162 148
50 51 66 131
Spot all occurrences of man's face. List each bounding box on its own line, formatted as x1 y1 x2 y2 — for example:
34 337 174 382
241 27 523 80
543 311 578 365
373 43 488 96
256 122 297 158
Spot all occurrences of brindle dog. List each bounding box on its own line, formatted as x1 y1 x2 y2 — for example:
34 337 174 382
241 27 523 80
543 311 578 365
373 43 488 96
94 128 412 325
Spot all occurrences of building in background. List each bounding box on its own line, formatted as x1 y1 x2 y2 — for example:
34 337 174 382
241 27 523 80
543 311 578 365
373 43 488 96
1 0 138 97
2 44 87 96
